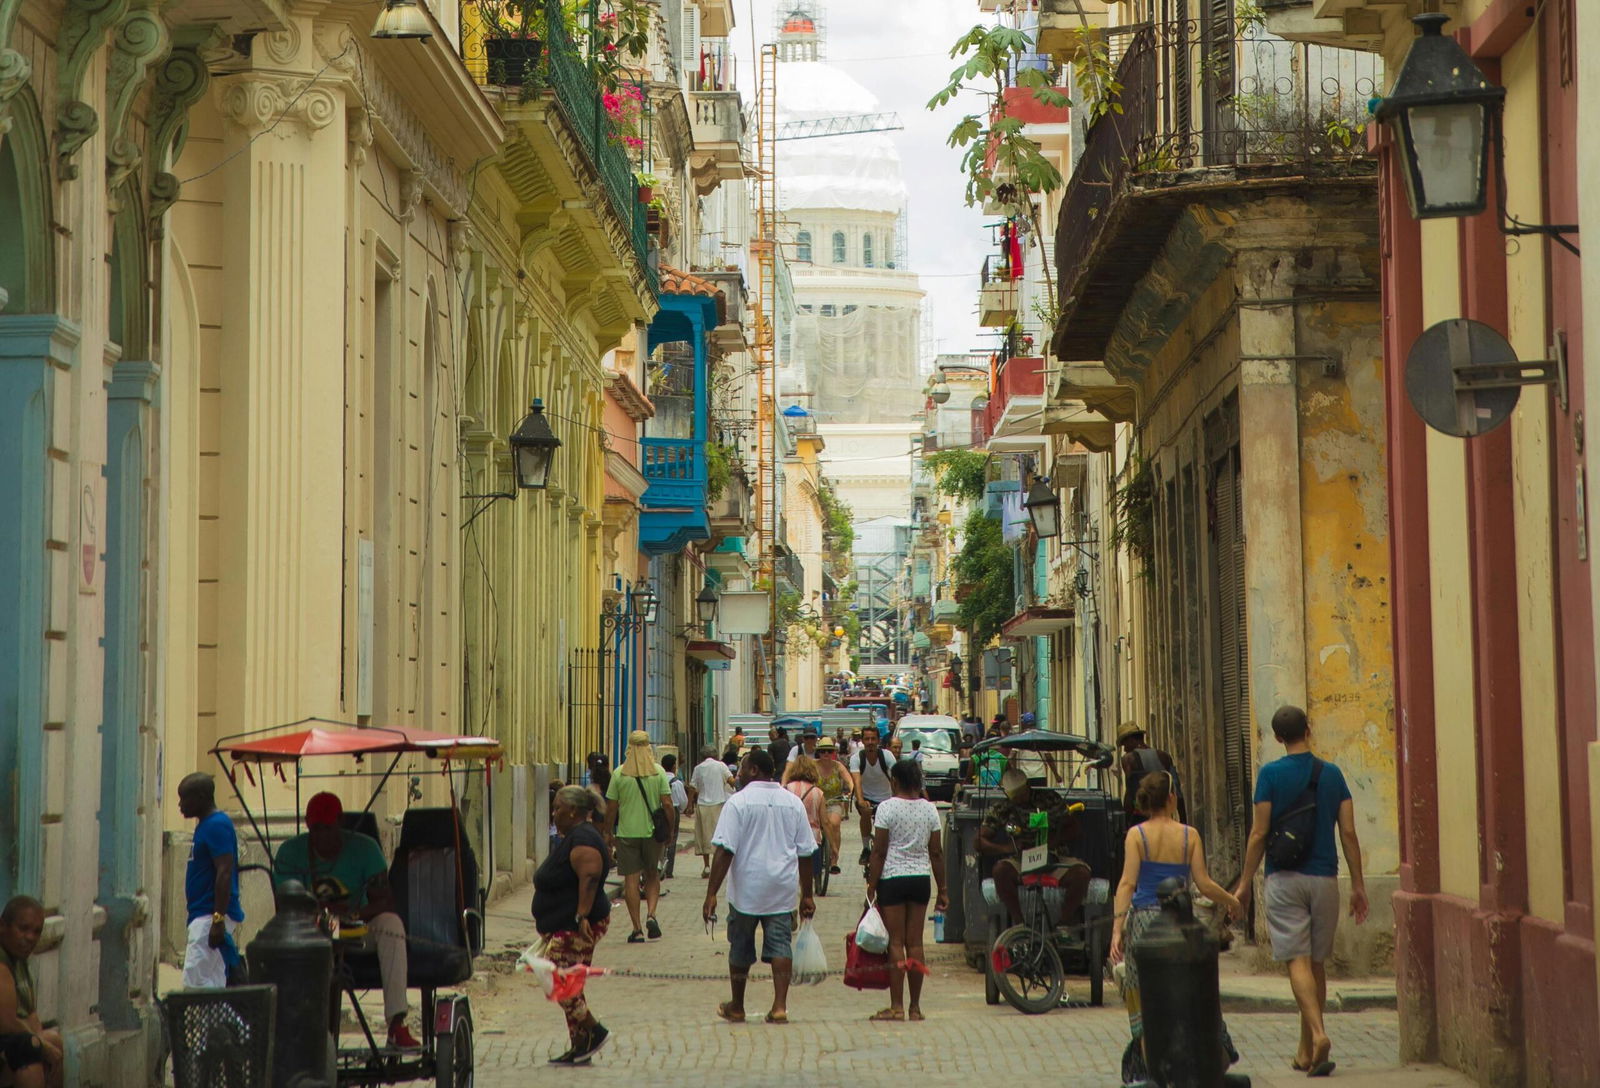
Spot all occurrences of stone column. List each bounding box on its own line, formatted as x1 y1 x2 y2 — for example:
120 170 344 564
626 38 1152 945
215 18 347 729
1235 251 1309 729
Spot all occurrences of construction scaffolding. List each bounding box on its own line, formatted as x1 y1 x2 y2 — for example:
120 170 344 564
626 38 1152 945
752 42 779 713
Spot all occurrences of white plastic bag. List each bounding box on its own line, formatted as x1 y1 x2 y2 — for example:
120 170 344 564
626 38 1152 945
792 921 828 985
855 902 889 955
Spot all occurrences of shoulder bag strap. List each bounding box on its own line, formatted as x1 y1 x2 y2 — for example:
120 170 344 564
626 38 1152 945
633 774 657 812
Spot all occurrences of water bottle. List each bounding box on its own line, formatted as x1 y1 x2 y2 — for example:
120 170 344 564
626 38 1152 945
932 911 945 942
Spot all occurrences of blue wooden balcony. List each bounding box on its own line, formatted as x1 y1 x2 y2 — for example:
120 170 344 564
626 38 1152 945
638 283 724 555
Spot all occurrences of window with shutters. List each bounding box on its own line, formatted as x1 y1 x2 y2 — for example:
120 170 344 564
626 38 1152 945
863 233 874 267
832 231 847 263
796 230 812 262
1206 396 1248 877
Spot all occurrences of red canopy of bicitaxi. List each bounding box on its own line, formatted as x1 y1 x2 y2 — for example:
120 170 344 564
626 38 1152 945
213 720 503 764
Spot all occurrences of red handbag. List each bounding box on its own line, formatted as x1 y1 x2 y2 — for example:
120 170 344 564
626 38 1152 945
843 932 891 991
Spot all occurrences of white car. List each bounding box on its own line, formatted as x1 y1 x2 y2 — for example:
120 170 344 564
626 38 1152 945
893 714 963 800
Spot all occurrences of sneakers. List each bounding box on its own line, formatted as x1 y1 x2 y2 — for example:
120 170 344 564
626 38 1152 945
646 916 662 940
568 1024 610 1064
387 1020 421 1049
548 1044 580 1065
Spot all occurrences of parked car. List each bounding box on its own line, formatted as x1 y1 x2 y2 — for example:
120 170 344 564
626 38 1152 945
894 713 963 801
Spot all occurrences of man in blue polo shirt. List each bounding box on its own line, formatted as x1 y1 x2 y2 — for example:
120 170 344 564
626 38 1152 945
1234 705 1367 1078
178 772 243 988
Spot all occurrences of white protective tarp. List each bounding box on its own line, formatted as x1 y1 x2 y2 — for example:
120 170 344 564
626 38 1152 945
775 61 908 215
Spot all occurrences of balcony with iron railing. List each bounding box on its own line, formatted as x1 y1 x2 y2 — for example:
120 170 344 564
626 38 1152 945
1050 17 1380 361
689 71 745 194
464 0 657 295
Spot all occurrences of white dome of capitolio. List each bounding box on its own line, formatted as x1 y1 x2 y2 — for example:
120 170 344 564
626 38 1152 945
775 60 908 216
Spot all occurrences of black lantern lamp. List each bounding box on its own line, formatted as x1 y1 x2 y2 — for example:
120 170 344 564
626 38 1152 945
371 0 433 39
1376 14 1578 254
635 584 659 624
695 585 720 626
509 399 561 490
1023 476 1061 539
1374 14 1502 220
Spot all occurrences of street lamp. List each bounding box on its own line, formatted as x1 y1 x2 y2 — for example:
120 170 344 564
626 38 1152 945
508 399 561 490
930 373 951 404
630 583 657 623
1374 14 1501 220
1022 477 1061 539
695 585 720 626
370 0 433 39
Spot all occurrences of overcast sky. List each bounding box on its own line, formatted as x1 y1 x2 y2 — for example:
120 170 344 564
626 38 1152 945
731 0 1000 372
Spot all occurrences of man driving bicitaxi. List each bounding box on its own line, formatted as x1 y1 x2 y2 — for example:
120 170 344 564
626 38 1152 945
977 766 1092 929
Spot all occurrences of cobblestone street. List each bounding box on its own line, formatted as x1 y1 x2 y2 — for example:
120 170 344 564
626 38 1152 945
462 834 1467 1088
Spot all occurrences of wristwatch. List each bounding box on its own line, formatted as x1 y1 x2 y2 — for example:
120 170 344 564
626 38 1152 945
211 912 226 925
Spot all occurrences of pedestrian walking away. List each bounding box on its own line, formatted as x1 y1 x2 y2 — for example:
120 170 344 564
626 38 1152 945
703 748 818 1025
865 759 947 1022
605 731 674 943
177 771 244 989
767 726 793 768
0 897 62 1088
661 753 688 879
687 747 735 878
585 752 612 822
781 754 825 883
532 785 614 1065
1234 705 1368 1078
1116 721 1186 825
274 790 419 1048
1109 771 1241 1084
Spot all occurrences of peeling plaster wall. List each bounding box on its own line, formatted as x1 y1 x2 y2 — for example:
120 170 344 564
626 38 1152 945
1109 189 1396 972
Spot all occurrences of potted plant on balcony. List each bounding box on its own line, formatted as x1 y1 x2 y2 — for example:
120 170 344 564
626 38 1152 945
635 170 659 205
477 0 549 87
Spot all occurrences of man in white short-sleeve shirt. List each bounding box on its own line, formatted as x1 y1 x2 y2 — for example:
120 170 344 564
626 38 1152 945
687 748 735 878
703 749 817 1025
849 729 897 864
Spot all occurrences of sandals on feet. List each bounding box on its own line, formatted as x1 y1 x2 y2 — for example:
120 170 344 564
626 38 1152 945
716 1002 746 1023
907 1009 925 1022
626 930 646 943
869 1008 905 1022
765 1011 789 1024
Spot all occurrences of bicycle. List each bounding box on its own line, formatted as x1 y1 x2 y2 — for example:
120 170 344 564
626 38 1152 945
984 869 1111 1013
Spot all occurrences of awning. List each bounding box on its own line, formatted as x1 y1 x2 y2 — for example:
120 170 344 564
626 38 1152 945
214 719 503 763
1001 605 1075 638
686 639 737 662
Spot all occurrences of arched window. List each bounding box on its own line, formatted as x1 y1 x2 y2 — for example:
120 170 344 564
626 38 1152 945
831 231 846 263
862 233 874 267
796 230 812 263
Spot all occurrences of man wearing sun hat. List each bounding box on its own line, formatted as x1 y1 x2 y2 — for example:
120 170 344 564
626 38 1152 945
275 792 416 1048
1117 720 1185 825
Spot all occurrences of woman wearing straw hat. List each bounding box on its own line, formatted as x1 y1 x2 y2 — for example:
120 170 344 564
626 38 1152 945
603 731 674 943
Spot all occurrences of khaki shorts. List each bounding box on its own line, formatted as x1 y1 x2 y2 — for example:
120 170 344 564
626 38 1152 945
1264 871 1340 962
614 836 663 877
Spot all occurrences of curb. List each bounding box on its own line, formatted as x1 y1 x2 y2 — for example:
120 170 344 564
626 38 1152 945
1221 988 1398 1014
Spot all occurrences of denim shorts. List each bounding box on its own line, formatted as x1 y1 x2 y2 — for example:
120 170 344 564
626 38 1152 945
727 907 794 968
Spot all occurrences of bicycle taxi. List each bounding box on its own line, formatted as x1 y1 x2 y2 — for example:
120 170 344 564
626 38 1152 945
962 729 1125 1012
212 719 499 1087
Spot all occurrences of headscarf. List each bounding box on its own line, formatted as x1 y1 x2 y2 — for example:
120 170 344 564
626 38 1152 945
620 730 659 778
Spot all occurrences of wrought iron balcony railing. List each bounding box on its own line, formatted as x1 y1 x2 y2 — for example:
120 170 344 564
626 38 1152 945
1055 18 1380 310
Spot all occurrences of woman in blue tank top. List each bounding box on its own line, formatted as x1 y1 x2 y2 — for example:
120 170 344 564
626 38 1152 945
1109 771 1241 1084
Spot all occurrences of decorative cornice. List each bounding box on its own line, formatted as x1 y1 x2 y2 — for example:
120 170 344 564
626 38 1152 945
314 23 469 218
218 73 338 134
105 3 170 192
56 0 133 179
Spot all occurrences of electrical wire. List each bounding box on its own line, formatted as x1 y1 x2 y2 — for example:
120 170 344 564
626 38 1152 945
179 42 354 185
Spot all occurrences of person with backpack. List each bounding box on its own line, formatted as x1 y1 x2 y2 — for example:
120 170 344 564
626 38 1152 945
1233 705 1368 1078
603 732 674 944
849 728 897 865
1116 721 1186 825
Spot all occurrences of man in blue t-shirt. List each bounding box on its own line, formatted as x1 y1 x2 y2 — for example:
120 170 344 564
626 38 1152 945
178 772 244 988
1233 706 1367 1077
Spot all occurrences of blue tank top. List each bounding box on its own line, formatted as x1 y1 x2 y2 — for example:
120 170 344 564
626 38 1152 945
1133 824 1191 909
